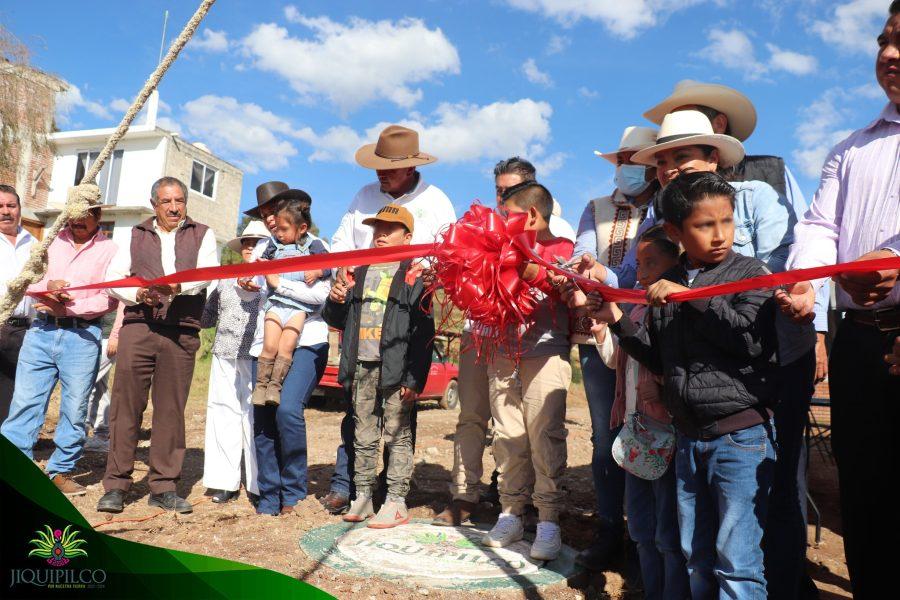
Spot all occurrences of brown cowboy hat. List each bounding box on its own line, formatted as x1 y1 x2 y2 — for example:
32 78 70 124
354 125 437 170
244 181 312 218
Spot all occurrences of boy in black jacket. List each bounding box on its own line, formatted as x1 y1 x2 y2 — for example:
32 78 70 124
586 172 777 598
323 204 434 528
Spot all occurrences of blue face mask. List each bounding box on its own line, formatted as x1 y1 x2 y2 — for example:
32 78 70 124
614 164 650 197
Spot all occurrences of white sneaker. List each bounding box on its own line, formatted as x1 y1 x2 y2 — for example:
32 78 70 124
482 513 524 548
530 521 562 561
83 436 109 453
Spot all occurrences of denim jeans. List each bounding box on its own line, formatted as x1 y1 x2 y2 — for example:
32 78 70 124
0 321 101 477
579 344 624 529
675 422 776 600
626 465 690 600
253 343 328 515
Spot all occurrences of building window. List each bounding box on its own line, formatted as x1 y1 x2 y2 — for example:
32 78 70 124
74 150 124 205
190 160 216 198
98 221 115 239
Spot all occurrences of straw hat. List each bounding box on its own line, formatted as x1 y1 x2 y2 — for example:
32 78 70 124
593 126 658 164
355 125 437 170
631 110 745 168
225 219 270 254
643 80 757 142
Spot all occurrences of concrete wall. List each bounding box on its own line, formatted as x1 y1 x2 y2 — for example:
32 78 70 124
163 136 243 245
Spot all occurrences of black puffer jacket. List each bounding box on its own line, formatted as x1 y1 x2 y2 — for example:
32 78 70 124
322 259 434 394
611 251 777 439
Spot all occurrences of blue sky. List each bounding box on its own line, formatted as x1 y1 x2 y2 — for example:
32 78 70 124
4 0 891 239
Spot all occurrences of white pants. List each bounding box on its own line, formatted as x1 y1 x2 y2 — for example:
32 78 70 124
87 339 115 437
203 356 259 494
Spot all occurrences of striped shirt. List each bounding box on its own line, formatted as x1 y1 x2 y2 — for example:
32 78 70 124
788 103 900 310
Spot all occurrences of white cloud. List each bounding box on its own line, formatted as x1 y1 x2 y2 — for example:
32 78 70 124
578 86 599 99
698 28 818 80
109 97 131 113
178 95 299 173
546 34 570 54
699 29 769 79
522 58 554 87
295 99 563 173
502 0 711 40
765 43 818 76
240 10 460 112
810 0 886 55
55 82 111 124
190 28 229 53
792 84 880 177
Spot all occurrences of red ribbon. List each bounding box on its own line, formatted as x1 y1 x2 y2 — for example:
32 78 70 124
521 239 900 304
28 243 433 297
27 206 900 317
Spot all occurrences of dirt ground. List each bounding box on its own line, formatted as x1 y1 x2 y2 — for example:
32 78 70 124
33 357 851 599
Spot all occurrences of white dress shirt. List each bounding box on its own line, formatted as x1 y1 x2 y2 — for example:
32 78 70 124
105 219 219 305
330 175 457 251
0 227 36 319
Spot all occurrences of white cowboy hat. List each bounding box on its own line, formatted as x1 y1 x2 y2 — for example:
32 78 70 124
643 80 757 142
593 126 658 164
630 110 745 168
226 219 270 254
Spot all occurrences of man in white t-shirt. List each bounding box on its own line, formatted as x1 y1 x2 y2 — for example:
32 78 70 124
321 125 457 514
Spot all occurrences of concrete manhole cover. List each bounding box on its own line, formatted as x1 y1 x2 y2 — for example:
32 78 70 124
300 520 580 590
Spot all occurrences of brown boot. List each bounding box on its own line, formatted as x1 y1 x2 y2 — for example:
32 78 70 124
432 499 477 526
265 356 293 406
252 357 275 406
51 474 86 497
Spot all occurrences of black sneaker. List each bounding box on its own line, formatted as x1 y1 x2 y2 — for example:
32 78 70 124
96 489 126 513
148 491 192 514
575 522 624 571
209 489 239 504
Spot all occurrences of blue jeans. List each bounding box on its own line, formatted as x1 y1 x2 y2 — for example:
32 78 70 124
676 423 776 600
579 344 624 529
253 343 328 515
626 465 690 600
0 321 101 477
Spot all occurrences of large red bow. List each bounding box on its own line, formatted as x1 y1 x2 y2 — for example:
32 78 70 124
430 204 541 358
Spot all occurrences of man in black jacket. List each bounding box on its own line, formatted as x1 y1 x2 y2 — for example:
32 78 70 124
586 172 777 599
323 204 434 528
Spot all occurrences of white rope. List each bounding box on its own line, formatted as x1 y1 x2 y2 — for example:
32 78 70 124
0 0 216 322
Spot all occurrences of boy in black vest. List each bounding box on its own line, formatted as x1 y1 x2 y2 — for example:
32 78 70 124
586 172 777 598
323 204 434 528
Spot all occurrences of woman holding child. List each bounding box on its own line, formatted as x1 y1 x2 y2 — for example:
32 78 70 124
238 182 332 516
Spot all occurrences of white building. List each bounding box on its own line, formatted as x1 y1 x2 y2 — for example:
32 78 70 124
40 92 243 250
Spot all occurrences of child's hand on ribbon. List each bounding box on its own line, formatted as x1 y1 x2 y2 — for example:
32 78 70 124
775 281 816 324
646 280 690 307
329 279 350 303
585 291 622 324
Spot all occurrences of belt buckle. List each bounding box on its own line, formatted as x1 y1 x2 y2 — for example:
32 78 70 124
872 307 899 332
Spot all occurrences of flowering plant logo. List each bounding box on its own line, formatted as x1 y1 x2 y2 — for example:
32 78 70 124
27 525 88 567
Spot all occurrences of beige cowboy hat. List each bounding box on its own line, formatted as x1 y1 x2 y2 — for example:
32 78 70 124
643 80 757 142
631 110 745 168
226 219 270 254
593 126 658 164
355 125 438 170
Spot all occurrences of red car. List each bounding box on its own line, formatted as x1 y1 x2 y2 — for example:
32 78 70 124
314 329 460 410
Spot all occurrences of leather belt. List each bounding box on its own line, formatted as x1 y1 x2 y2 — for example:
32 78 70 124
845 305 900 332
37 314 99 329
3 317 30 328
